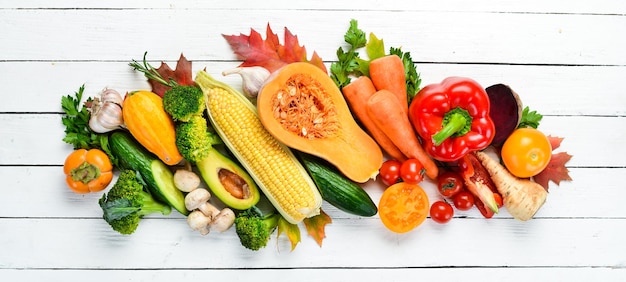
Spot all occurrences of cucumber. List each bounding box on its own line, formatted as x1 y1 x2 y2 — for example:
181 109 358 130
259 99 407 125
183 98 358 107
109 131 188 215
299 153 378 217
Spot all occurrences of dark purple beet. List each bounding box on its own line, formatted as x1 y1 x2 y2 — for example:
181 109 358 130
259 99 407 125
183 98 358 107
485 84 523 146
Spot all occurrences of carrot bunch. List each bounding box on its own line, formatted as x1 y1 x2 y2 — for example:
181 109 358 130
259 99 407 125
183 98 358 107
342 55 438 180
329 19 437 180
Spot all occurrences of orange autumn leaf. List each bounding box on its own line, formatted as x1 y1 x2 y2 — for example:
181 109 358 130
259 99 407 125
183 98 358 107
277 216 301 252
533 136 573 190
223 23 327 74
148 53 194 97
303 209 332 247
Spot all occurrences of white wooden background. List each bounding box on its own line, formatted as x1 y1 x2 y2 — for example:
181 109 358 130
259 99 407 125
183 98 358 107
1 0 625 281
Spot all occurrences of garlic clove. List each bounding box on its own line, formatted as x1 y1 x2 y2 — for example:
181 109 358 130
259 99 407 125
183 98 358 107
222 66 271 98
100 88 124 105
88 88 125 133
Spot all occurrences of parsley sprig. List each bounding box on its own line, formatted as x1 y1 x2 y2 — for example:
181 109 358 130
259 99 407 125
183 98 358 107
330 19 367 89
518 106 543 129
60 85 115 164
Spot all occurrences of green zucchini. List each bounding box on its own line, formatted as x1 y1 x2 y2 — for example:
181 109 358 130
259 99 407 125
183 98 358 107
299 153 377 217
110 131 188 215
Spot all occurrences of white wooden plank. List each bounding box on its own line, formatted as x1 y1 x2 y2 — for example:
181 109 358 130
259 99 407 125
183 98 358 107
0 9 623 65
2 62 624 116
0 217 623 269
0 61 242 113
0 166 615 218
1 0 624 14
0 115 616 167
1 268 625 282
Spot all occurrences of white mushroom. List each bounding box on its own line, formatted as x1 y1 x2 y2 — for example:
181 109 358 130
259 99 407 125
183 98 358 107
184 188 235 234
174 169 201 192
185 188 211 210
187 210 211 235
185 188 220 218
198 203 221 219
209 208 236 232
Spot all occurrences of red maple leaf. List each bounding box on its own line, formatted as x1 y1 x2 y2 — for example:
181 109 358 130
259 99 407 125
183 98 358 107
148 53 194 97
548 135 564 150
533 136 573 190
223 24 327 74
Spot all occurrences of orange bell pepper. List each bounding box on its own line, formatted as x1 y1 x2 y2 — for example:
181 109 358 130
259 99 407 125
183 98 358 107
63 148 113 193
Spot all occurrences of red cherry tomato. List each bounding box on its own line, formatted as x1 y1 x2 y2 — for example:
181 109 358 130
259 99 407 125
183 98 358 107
430 200 454 224
379 159 402 186
400 158 425 184
452 191 475 211
437 171 464 198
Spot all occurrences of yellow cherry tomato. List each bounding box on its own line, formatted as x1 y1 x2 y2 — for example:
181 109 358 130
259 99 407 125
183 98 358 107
501 128 552 178
63 148 113 193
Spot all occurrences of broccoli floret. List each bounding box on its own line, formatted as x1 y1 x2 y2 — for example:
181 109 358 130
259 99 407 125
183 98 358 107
175 115 222 163
162 85 205 122
98 169 171 235
234 209 280 251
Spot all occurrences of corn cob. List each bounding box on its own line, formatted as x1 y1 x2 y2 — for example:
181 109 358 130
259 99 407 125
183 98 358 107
195 70 322 224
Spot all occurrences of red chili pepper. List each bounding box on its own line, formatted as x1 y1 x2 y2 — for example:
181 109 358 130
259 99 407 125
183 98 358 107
408 77 495 162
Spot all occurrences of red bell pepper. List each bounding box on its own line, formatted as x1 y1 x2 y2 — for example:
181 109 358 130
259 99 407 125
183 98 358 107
458 152 501 215
408 77 495 162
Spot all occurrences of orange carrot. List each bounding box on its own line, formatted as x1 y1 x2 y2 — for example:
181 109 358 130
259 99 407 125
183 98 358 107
367 89 438 180
369 55 408 113
342 76 407 162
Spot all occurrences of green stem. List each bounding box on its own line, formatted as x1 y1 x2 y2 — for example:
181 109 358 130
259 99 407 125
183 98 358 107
431 107 472 146
137 191 172 216
128 51 174 87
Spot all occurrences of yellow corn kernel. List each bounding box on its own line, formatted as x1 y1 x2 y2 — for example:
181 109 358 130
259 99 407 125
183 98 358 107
195 71 322 224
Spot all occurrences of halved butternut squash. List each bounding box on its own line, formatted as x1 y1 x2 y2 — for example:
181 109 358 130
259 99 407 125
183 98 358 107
258 62 383 183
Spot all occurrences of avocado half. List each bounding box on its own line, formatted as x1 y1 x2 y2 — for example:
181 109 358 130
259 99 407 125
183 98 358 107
196 148 260 210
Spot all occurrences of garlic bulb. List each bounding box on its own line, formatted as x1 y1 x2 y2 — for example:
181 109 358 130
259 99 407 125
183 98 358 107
88 88 125 133
222 66 271 98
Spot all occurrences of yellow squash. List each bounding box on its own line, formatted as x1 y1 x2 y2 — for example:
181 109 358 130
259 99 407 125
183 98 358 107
122 90 183 166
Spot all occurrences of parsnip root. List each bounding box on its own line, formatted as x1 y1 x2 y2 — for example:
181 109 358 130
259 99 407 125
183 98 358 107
474 151 547 221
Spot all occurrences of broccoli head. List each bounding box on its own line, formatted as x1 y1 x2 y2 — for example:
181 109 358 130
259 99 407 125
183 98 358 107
234 209 280 251
98 169 171 235
162 85 205 122
175 115 222 163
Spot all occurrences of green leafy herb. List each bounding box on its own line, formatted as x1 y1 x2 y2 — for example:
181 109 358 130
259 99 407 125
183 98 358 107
344 19 367 48
330 19 368 89
60 85 116 165
518 106 543 129
61 85 94 149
